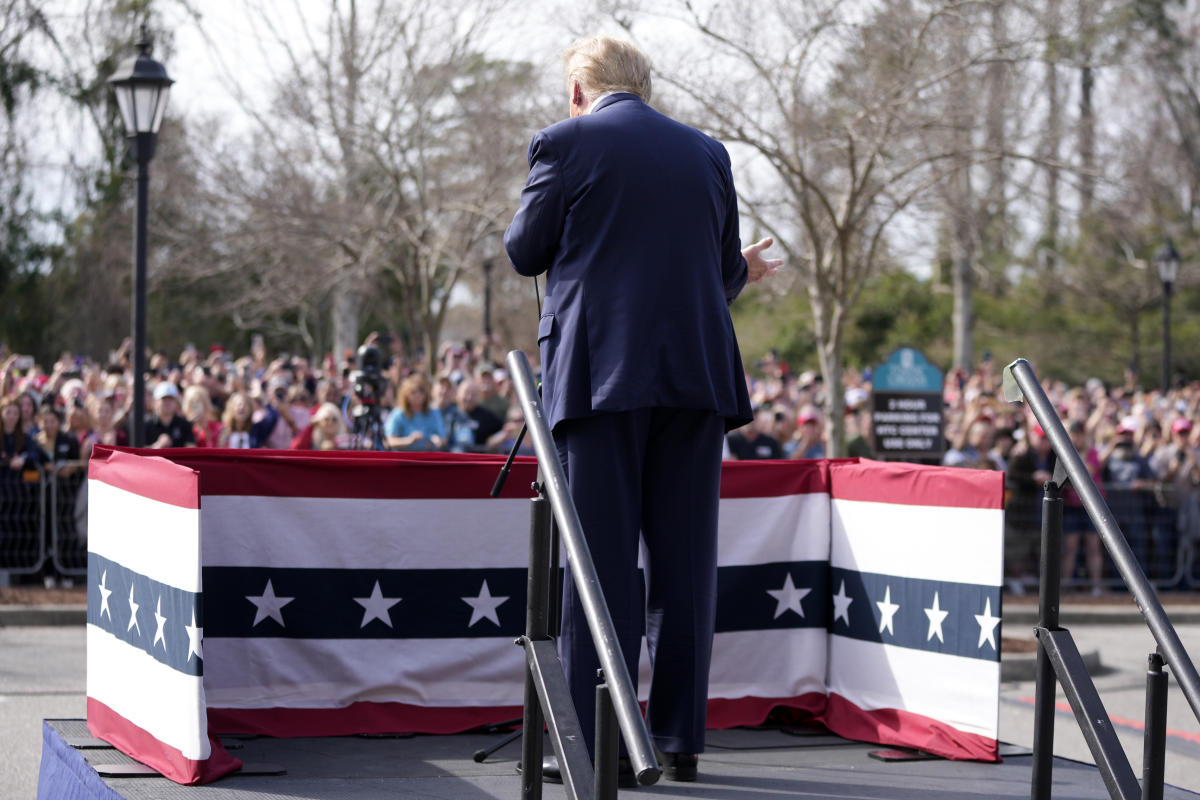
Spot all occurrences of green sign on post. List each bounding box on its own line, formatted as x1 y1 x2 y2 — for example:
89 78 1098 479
872 347 945 460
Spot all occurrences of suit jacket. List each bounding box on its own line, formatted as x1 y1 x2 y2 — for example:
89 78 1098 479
504 93 753 432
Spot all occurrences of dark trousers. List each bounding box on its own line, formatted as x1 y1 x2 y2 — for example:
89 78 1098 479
554 407 724 756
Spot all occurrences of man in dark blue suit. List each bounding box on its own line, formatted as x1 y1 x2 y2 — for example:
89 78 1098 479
505 35 779 782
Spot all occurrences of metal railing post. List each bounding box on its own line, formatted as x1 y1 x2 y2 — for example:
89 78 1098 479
520 492 552 800
507 349 661 788
594 672 617 800
1142 652 1167 800
1032 480 1063 800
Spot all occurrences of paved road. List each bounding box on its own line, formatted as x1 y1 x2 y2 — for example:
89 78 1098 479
3 623 1199 798
0 626 86 799
998 623 1200 794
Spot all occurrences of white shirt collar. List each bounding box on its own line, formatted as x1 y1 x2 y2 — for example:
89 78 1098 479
587 91 620 114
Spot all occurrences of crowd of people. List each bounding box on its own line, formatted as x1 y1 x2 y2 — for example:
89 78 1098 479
0 334 531 468
726 353 1200 590
2 338 1197 589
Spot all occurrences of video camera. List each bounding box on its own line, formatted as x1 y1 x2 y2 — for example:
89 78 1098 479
346 343 391 449
349 343 388 407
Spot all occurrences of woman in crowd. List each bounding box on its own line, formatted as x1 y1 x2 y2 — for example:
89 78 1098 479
1 397 45 563
1061 420 1105 593
35 405 80 466
310 402 350 450
182 385 224 447
220 392 277 448
84 393 127 460
17 391 38 435
385 373 445 451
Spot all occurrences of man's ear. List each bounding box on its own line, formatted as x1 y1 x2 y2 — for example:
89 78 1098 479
572 81 585 108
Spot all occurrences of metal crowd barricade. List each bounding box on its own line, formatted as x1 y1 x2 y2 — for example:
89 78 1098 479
1003 478 1200 593
1005 358 1200 800
48 460 89 578
0 464 47 575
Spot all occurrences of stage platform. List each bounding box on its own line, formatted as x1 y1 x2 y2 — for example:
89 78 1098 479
39 718 1200 799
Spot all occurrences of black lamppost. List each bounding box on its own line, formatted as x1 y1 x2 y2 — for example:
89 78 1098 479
107 26 173 446
1155 239 1181 393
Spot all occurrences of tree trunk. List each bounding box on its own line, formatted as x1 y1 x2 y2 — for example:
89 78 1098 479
333 285 361 365
1077 0 1095 216
1079 63 1095 215
1043 1 1062 275
952 249 975 370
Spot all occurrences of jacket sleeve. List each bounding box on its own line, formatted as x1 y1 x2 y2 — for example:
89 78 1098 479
718 144 749 304
504 131 566 277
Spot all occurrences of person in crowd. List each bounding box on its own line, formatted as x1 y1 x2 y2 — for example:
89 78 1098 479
475 366 510 421
1102 416 1157 578
792 409 825 459
446 379 503 452
845 406 874 458
35 405 80 465
65 400 93 448
1061 420 1106 593
309 402 350 450
182 385 224 447
256 377 306 450
1151 417 1200 583
144 382 196 448
220 391 276 448
385 373 445 451
943 413 999 470
84 393 127 460
727 406 784 460
1 396 44 562
1005 424 1053 584
486 404 535 456
989 427 1017 473
17 390 38 435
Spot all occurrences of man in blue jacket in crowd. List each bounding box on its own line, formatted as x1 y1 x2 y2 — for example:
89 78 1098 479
505 34 780 783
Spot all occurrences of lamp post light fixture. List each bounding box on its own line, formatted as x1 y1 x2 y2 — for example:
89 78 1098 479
107 25 173 447
1155 239 1181 393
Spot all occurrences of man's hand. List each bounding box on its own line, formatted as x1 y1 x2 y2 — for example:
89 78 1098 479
743 237 782 283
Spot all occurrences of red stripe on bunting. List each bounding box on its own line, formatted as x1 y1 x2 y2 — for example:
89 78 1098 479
207 695 831 740
88 446 201 509
829 459 1004 510
88 697 242 784
820 692 999 762
95 447 836 500
208 702 525 738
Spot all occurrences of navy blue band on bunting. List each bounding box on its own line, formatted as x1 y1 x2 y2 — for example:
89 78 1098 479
87 553 204 677
195 563 999 664
828 567 1002 663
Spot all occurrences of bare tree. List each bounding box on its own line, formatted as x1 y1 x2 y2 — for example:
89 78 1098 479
616 0 1028 454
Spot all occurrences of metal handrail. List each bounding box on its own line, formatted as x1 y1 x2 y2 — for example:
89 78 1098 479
507 349 660 786
1005 358 1200 725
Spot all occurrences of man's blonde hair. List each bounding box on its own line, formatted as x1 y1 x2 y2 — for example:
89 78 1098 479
563 36 652 103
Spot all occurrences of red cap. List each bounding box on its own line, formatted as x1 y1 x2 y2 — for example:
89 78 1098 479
1173 418 1193 434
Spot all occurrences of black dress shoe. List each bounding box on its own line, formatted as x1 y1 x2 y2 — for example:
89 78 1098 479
539 755 638 788
661 752 698 782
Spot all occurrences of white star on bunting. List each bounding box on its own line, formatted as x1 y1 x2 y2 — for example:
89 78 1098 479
153 597 168 650
246 579 294 627
974 597 1001 650
185 611 203 662
876 585 900 635
462 580 509 627
98 570 113 622
767 573 811 619
924 592 949 643
354 580 402 628
127 584 141 635
832 580 853 626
